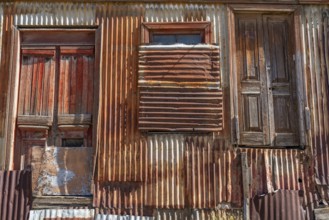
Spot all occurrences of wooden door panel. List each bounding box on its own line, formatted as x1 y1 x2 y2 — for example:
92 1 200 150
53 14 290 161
241 18 259 81
263 15 298 146
58 47 94 115
236 15 268 145
242 95 263 132
273 96 293 132
18 49 55 116
266 18 290 83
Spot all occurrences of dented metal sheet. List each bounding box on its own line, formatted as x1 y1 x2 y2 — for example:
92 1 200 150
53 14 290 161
251 190 305 220
29 209 94 220
0 170 31 220
31 147 93 196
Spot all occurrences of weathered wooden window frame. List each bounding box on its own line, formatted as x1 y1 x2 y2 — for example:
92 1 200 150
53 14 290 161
228 4 307 148
141 22 212 44
3 27 101 170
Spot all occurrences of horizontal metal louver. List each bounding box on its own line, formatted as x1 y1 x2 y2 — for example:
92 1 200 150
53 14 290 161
138 45 223 132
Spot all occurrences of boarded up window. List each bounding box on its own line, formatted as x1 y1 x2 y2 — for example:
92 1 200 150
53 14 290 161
235 14 299 147
138 45 222 132
139 22 222 132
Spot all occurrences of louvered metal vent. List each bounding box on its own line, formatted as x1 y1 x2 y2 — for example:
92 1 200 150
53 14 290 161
138 45 223 132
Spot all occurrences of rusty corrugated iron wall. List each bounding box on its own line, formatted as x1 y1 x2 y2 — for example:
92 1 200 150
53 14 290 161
251 190 305 220
302 5 329 207
0 170 31 220
0 2 328 220
94 134 241 215
241 148 314 219
96 3 143 183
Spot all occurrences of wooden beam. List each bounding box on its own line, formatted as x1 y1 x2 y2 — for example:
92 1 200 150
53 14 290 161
241 152 250 220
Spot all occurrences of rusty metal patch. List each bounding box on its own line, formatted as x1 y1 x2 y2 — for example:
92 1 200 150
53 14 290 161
31 147 94 196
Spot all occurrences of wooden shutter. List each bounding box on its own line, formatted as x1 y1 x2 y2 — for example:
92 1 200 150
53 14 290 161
138 45 222 132
18 49 55 119
263 15 299 146
58 47 94 116
236 15 269 145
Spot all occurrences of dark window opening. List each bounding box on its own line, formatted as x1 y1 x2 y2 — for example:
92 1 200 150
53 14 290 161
62 138 84 147
152 34 202 44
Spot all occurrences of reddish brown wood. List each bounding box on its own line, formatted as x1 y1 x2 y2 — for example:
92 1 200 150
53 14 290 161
58 48 95 115
18 50 56 116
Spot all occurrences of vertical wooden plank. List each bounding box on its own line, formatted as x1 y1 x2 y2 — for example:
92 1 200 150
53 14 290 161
42 57 50 115
36 57 44 115
58 55 65 114
17 57 28 115
81 56 88 113
75 56 83 114
241 152 250 220
69 56 77 114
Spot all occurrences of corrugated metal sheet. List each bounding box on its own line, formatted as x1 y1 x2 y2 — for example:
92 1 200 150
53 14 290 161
302 6 329 186
251 190 305 220
0 170 31 220
14 2 96 26
138 45 222 132
241 148 314 220
96 3 143 183
96 214 153 220
29 209 94 220
154 209 243 220
301 5 329 210
94 134 241 215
